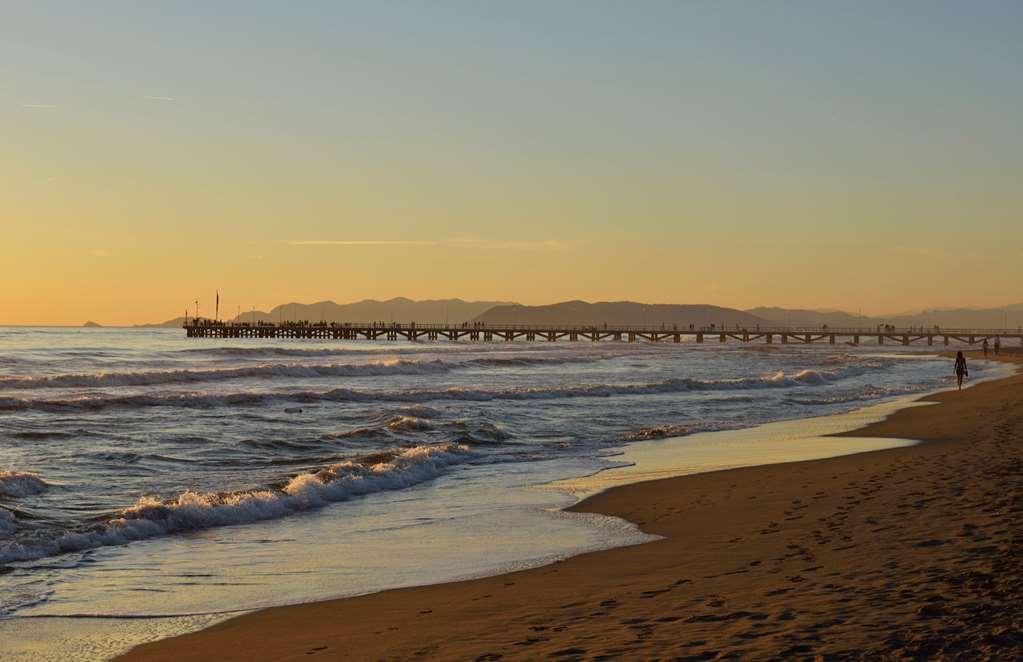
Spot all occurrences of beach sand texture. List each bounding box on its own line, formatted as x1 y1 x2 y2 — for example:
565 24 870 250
124 350 1023 661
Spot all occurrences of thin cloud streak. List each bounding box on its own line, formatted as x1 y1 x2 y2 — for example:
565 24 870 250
287 240 439 246
22 104 57 109
446 237 576 251
286 238 576 251
143 96 175 101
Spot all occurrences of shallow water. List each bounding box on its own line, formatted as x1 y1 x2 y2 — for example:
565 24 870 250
0 328 1001 659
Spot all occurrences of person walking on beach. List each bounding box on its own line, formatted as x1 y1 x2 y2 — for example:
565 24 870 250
983 338 989 357
954 351 968 390
994 336 1001 355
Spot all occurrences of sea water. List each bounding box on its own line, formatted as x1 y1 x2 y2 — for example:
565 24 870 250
0 327 1001 659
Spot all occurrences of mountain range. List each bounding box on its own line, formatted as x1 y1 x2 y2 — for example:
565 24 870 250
748 305 1023 329
136 298 512 328
137 299 1023 330
473 301 768 327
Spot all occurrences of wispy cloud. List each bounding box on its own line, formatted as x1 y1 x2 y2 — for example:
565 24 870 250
287 240 438 247
143 96 175 102
286 238 575 251
22 103 57 109
445 237 577 251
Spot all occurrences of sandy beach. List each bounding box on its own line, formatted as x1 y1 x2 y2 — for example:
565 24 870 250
123 349 1023 661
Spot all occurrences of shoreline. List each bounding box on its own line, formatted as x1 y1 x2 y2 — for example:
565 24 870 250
123 350 1023 660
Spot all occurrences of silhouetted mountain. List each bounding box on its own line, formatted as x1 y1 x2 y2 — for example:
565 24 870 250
750 305 1023 329
140 301 1023 330
233 298 513 325
473 301 771 327
134 316 188 328
746 308 872 328
82 321 103 328
886 306 1023 329
137 299 512 327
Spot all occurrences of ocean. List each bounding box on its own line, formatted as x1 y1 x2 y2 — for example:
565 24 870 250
0 327 999 659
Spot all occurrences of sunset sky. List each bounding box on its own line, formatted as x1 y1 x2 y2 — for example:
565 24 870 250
4 2 1022 325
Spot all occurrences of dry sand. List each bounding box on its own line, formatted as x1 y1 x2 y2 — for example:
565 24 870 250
123 350 1023 661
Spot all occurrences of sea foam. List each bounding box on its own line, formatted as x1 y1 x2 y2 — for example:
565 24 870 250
0 443 470 564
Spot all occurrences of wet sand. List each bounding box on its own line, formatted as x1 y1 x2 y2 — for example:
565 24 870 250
123 349 1023 661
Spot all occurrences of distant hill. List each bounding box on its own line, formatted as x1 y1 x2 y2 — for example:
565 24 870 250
746 307 872 328
134 316 188 329
138 300 1023 330
242 298 513 324
473 301 771 327
139 298 515 327
750 304 1023 329
82 321 103 328
886 305 1023 330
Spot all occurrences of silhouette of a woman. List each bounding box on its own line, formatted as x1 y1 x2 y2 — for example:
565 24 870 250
954 351 968 390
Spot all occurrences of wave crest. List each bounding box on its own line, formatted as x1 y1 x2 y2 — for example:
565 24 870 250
386 416 433 432
0 471 50 498
0 443 470 564
0 360 450 390
0 365 876 413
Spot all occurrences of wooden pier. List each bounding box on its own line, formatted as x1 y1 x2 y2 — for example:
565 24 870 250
184 321 1023 347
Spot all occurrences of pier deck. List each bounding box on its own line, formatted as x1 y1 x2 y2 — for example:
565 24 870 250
184 322 1023 346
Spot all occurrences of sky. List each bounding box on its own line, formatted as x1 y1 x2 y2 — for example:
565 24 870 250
3 1 1022 325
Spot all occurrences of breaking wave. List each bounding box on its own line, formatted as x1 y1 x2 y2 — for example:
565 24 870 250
465 355 607 368
179 346 396 357
0 366 877 412
0 354 611 391
0 443 471 564
386 416 433 432
0 471 50 498
0 360 451 390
